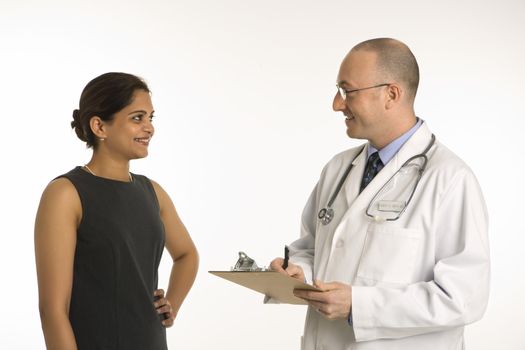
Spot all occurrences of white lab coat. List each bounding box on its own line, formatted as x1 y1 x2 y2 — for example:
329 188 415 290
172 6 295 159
289 123 490 350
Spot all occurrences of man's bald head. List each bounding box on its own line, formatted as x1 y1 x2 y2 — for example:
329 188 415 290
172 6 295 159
352 38 419 102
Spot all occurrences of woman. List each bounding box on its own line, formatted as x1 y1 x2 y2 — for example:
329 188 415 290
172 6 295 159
35 72 199 350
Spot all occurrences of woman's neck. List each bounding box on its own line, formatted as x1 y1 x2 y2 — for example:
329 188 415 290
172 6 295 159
84 153 132 182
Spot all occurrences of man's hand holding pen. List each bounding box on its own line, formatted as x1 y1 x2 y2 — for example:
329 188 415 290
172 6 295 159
270 246 306 281
269 258 306 282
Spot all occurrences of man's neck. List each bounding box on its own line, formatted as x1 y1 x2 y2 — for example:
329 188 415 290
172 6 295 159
371 115 418 150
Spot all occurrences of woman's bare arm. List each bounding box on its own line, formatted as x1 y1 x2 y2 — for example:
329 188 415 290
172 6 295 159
35 178 81 350
151 180 198 326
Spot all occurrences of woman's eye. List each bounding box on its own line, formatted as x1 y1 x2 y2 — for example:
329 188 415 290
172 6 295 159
132 115 142 121
149 115 155 122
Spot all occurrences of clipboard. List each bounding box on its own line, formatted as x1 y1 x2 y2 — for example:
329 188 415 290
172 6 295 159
209 270 321 305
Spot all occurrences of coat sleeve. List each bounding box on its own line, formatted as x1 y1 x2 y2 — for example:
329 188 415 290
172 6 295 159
352 168 490 341
287 184 320 285
263 183 320 304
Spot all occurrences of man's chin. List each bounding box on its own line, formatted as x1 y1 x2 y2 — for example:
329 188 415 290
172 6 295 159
346 128 361 140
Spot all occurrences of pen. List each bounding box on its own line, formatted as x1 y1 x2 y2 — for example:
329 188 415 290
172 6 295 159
282 245 289 270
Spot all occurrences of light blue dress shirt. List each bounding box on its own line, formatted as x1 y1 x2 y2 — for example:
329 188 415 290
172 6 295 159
367 118 423 164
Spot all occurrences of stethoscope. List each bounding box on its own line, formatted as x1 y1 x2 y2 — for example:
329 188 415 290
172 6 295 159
317 134 436 225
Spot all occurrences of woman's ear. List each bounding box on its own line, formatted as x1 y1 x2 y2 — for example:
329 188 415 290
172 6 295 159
89 116 107 139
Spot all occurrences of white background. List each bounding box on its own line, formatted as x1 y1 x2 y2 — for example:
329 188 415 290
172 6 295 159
1 0 524 349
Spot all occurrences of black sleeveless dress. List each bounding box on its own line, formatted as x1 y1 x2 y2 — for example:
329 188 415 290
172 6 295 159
59 167 167 350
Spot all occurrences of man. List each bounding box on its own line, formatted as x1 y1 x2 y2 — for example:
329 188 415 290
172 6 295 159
270 38 490 349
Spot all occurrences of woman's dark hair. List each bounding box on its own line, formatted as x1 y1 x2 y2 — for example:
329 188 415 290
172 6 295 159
71 72 150 148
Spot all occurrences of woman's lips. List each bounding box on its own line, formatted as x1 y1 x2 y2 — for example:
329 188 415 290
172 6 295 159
134 137 151 146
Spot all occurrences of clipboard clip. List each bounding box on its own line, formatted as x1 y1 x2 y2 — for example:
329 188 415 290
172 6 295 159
231 251 266 271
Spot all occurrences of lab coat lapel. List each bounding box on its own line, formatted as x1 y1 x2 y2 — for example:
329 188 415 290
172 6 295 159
336 123 433 234
343 145 367 208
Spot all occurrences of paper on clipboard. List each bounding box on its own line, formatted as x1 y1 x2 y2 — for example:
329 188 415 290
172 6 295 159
209 270 321 305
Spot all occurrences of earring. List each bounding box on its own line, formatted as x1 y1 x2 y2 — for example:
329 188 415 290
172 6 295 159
99 138 105 141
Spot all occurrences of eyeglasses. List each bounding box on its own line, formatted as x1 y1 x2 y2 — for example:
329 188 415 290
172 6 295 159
336 83 390 100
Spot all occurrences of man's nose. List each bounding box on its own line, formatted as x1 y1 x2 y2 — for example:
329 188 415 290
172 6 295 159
333 91 346 111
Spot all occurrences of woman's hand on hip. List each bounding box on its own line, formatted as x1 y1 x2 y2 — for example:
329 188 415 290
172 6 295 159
153 289 175 328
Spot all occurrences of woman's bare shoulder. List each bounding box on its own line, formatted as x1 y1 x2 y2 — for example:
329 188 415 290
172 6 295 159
37 177 82 220
41 177 79 200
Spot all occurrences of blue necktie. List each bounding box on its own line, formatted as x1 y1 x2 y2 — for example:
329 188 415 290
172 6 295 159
360 152 384 193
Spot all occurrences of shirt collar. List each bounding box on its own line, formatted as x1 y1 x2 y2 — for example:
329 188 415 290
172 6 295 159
368 118 423 165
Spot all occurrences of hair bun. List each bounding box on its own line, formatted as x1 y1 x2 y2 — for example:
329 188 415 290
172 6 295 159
71 109 87 141
71 109 80 125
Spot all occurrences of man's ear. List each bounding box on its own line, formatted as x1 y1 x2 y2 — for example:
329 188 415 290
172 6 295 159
385 84 401 109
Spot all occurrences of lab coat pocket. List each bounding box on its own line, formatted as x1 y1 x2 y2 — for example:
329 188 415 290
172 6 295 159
356 224 422 285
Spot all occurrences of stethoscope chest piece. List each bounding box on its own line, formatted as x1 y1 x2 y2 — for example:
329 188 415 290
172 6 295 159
318 207 334 225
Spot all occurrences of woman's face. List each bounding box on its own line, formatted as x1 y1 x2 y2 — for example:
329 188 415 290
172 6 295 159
99 89 155 160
